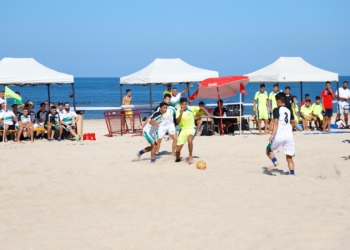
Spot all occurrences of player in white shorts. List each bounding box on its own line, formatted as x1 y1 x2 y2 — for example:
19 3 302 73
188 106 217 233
266 92 295 175
135 102 168 164
156 93 177 156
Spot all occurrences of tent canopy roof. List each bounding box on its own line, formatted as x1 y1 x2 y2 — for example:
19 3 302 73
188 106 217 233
120 58 219 85
245 57 338 83
0 58 74 86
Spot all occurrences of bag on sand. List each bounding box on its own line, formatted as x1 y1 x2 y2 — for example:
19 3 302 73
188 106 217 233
335 119 346 129
201 124 213 136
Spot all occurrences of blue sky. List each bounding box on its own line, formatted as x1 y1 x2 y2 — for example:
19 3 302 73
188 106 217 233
1 0 349 77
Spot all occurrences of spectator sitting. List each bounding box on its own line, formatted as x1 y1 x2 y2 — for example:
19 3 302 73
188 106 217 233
300 94 312 108
24 103 37 125
300 99 313 130
36 102 49 139
194 101 206 135
312 96 323 130
291 96 303 131
57 102 64 116
11 104 22 130
46 106 63 142
13 92 25 109
17 108 34 143
60 102 81 141
0 103 18 142
213 99 233 134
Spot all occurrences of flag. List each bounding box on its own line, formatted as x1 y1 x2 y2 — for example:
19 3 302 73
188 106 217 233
240 83 248 95
5 86 22 101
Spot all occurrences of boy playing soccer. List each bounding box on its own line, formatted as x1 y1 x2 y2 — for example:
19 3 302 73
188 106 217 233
266 92 295 175
135 102 168 164
175 98 212 164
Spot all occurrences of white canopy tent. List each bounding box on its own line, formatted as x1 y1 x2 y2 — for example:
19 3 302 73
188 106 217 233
120 58 219 110
0 58 76 109
245 57 339 101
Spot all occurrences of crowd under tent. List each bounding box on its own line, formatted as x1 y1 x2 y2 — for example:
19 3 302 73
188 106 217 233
120 58 219 110
245 57 339 100
0 58 76 110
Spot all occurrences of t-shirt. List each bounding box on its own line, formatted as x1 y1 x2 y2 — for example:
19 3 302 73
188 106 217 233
312 103 323 115
176 106 199 129
163 90 172 97
301 105 313 117
269 91 278 110
213 107 227 122
28 111 36 123
273 106 292 136
46 113 60 124
143 111 163 133
0 98 5 104
20 114 31 125
195 109 205 118
156 105 176 126
37 110 49 123
285 94 293 109
291 104 299 117
61 110 77 125
335 87 350 108
254 91 268 110
13 111 22 122
170 93 181 107
321 89 334 109
0 110 15 125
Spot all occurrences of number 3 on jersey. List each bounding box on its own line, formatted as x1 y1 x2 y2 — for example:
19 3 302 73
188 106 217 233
284 112 289 123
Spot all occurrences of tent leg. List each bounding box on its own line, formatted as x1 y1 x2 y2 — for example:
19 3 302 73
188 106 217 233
149 84 153 113
47 84 51 106
120 83 123 106
300 82 303 103
71 82 76 111
187 82 191 103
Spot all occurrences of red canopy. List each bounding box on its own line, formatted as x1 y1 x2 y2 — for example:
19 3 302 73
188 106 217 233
189 76 249 101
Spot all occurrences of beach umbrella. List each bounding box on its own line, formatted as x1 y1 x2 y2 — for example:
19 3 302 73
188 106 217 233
189 76 249 135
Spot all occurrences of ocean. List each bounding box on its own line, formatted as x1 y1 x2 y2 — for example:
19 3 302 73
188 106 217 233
5 76 350 119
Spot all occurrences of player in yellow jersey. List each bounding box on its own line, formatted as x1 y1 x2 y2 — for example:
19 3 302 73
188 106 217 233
175 98 212 164
312 96 323 130
300 100 313 130
254 84 271 135
268 83 279 132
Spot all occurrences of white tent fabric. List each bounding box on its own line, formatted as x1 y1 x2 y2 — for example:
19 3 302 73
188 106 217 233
120 58 219 85
0 58 74 85
245 57 338 82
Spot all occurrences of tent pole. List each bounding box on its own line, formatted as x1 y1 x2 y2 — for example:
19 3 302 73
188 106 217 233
187 82 191 103
217 87 224 135
239 93 242 134
71 82 76 111
119 83 123 106
47 84 51 106
149 84 153 113
300 82 303 103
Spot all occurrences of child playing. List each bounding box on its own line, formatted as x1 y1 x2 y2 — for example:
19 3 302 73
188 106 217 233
135 102 168 164
266 92 295 175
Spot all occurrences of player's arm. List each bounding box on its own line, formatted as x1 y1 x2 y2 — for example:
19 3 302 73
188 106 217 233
122 96 126 105
321 95 325 112
180 84 193 95
269 109 279 143
199 106 213 119
330 89 335 99
130 96 132 104
46 113 52 125
12 114 18 123
267 98 271 113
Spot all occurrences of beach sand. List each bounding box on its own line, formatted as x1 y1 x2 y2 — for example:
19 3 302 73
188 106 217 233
1 119 350 249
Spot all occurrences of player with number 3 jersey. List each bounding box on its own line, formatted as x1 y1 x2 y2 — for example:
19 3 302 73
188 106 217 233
266 92 295 175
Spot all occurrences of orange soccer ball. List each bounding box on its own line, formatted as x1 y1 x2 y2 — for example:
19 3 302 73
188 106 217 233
196 160 207 170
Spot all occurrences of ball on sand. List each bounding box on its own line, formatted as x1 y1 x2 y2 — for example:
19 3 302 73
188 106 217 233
196 160 207 170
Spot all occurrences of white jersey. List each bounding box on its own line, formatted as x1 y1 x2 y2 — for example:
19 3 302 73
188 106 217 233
156 105 176 126
170 93 181 107
61 110 77 125
143 111 163 133
0 110 15 125
273 106 292 137
20 114 31 125
0 98 5 104
336 87 350 108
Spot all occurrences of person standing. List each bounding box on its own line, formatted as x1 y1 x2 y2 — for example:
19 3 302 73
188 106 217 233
254 84 270 135
321 81 335 132
163 83 172 96
122 89 133 131
170 84 193 109
268 83 279 132
335 81 350 127
284 86 295 129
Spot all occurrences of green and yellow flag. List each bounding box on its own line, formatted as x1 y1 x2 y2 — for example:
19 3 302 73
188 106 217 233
5 86 22 101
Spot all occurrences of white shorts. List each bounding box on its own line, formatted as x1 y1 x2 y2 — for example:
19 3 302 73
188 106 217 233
337 105 349 114
143 129 157 144
157 124 176 138
270 135 295 156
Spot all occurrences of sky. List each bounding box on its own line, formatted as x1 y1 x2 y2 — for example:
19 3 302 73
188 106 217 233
1 0 349 77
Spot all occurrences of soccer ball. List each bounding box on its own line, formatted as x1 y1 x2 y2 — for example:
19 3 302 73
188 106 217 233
196 160 207 170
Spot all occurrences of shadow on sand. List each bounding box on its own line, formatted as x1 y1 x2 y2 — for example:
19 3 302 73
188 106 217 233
262 167 289 176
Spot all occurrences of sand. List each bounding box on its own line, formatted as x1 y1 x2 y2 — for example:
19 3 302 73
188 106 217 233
1 119 350 249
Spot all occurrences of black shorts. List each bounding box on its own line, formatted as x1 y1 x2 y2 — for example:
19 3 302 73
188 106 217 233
0 124 16 130
324 108 333 117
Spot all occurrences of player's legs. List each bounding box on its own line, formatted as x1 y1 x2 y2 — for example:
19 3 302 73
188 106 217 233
156 125 167 153
175 129 188 162
156 138 162 153
286 155 295 175
171 134 177 157
343 106 349 126
17 125 24 143
175 144 184 162
58 125 63 139
46 124 52 140
187 134 194 164
257 119 262 135
3 124 8 142
263 119 269 134
266 142 279 171
28 124 34 142
196 119 203 135
129 115 134 132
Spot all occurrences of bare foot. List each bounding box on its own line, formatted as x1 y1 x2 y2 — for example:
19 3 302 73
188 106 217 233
188 157 193 165
268 161 279 171
132 152 141 162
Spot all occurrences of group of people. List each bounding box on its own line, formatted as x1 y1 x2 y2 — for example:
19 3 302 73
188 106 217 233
254 81 349 134
0 90 80 142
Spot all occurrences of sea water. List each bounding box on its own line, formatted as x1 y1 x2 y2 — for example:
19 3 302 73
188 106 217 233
4 76 349 119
